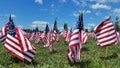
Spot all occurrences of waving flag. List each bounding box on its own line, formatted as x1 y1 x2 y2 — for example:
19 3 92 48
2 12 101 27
49 18 57 52
81 30 88 44
54 18 59 42
68 14 82 63
63 24 70 43
0 22 9 44
64 30 70 43
34 32 41 44
94 17 117 47
33 26 41 43
42 24 50 47
0 30 2 36
29 32 35 41
87 32 96 39
116 32 120 44
2 15 36 62
78 12 88 44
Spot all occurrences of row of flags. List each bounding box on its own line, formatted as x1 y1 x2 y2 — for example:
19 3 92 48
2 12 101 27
0 15 60 62
0 12 119 64
67 13 120 63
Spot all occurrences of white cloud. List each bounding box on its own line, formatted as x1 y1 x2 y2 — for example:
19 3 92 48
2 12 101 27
50 3 59 15
113 8 120 16
58 27 64 32
72 0 80 5
31 21 49 30
95 12 99 16
51 4 55 8
31 24 46 30
11 14 16 18
5 14 16 18
91 3 111 10
35 0 43 4
81 10 91 14
87 23 96 27
72 10 91 17
85 23 96 31
104 16 111 19
17 25 23 29
95 12 102 16
90 0 120 3
59 0 66 3
72 0 87 6
32 21 48 25
80 0 87 6
73 12 79 17
86 10 91 13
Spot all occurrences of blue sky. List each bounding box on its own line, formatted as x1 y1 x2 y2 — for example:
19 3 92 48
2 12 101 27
0 0 120 31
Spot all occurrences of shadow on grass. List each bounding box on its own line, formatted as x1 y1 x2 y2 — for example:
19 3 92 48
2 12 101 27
30 60 39 66
10 57 22 63
70 60 91 68
49 50 58 54
82 47 89 51
100 52 118 60
80 60 91 68
64 41 69 45
10 57 39 66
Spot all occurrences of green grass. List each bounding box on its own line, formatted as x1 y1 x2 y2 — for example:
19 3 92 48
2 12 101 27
0 37 120 68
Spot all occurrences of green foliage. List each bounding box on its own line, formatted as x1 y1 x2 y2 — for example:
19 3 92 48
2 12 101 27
85 29 88 32
115 16 120 31
63 23 68 31
90 26 94 32
0 37 120 68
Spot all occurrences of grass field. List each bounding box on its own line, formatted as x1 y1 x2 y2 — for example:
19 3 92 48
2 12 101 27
0 37 120 68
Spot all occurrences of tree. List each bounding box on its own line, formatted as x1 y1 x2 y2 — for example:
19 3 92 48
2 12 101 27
35 26 39 32
90 26 94 32
53 18 59 33
85 29 88 32
115 16 120 31
63 23 68 31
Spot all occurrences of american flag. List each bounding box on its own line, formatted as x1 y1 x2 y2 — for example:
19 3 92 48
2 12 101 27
41 32 47 47
0 24 8 44
68 13 82 63
41 24 50 47
56 34 59 42
81 30 88 44
0 30 2 36
78 12 88 44
26 32 31 39
2 15 36 62
64 30 70 43
94 17 117 47
33 26 41 43
116 32 120 44
87 32 96 39
49 18 57 52
0 34 6 44
53 17 59 42
49 30 56 52
34 32 41 44
29 32 35 41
